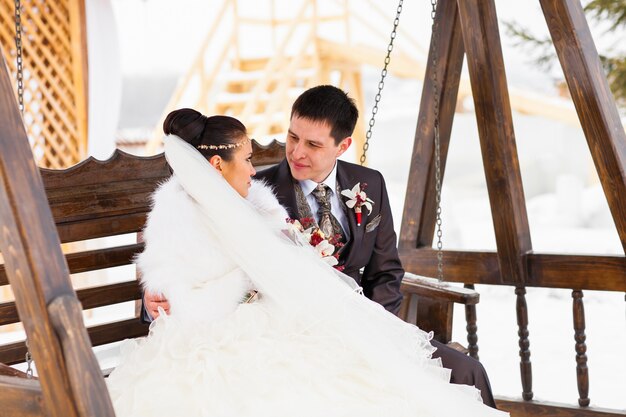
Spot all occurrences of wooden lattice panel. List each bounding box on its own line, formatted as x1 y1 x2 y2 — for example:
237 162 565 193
0 0 88 168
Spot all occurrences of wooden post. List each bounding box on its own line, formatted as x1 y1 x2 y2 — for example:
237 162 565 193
68 0 89 160
399 0 464 250
456 0 532 285
464 283 479 360
515 285 533 400
539 0 626 255
572 289 590 407
0 48 114 417
456 0 534 400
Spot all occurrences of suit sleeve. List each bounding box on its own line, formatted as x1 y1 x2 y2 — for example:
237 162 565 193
140 302 153 324
361 173 404 314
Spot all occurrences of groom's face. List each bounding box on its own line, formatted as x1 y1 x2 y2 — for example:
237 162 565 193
286 116 351 183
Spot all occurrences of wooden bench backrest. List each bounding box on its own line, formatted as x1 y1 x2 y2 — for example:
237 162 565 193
0 142 285 366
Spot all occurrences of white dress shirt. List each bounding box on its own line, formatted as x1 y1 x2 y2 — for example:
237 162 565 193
298 162 351 240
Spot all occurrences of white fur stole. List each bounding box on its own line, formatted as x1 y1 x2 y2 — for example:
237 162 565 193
136 176 287 322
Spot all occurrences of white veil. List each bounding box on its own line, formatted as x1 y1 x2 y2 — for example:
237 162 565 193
163 135 447 386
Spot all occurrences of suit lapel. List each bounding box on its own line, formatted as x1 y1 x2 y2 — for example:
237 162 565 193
336 161 367 266
272 160 299 219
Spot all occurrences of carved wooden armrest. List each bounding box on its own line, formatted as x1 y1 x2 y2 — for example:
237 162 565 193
399 272 479 345
0 362 33 379
400 272 479 305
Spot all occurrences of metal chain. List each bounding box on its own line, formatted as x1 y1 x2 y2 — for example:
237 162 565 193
14 0 24 114
25 340 33 378
360 0 403 166
15 0 34 378
430 0 444 282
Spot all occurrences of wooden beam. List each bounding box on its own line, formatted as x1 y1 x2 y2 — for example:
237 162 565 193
540 0 626 255
0 375 45 417
399 0 464 249
400 248 501 285
399 248 626 291
55 213 146 243
0 44 79 417
0 281 142 327
49 295 117 417
457 0 532 285
0 362 31 378
40 151 169 189
527 253 626 291
316 38 427 79
495 397 626 417
0 48 112 416
86 318 149 348
1 244 142 286
401 273 479 305
251 139 286 167
0 319 149 366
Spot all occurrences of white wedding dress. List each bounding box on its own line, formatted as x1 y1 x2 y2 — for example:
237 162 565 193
106 135 508 417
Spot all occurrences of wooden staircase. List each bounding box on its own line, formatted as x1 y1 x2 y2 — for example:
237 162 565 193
145 0 427 155
211 57 318 140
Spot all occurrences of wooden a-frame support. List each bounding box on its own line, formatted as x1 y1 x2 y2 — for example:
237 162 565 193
401 0 626 283
399 0 626 414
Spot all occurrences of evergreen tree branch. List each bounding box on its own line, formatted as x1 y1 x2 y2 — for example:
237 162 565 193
502 21 556 71
585 0 626 31
504 8 626 106
599 54 626 106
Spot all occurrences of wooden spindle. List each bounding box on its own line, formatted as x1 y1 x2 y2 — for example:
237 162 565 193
572 289 590 407
515 285 533 401
464 283 479 360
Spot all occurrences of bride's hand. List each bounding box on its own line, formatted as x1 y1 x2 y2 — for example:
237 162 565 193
145 291 171 319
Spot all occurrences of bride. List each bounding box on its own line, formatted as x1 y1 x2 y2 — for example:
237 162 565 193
106 109 508 417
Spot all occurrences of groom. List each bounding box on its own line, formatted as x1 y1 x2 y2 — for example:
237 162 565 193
255 86 404 313
256 85 497 408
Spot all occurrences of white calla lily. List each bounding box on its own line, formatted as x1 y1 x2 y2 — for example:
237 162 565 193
321 255 339 266
341 182 375 219
315 240 334 256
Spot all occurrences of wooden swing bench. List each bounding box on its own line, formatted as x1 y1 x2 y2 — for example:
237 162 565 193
0 145 477 366
0 126 478 416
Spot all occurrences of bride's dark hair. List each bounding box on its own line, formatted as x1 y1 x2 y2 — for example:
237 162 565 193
163 108 247 161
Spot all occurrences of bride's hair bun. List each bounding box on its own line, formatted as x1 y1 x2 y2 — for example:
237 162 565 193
163 108 248 161
163 108 206 147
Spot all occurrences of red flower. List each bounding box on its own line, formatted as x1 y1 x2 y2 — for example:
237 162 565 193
286 217 345 269
309 230 325 247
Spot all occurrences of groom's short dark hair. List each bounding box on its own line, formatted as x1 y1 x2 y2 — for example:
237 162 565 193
290 85 358 145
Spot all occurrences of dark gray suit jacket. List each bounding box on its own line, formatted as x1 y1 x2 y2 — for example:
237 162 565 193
255 159 404 314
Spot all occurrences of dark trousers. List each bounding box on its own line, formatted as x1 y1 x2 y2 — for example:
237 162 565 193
430 340 497 408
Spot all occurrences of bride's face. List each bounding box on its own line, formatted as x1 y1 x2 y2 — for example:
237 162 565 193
219 138 256 197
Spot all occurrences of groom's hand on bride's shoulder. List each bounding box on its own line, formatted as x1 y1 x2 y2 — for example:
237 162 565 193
144 291 171 319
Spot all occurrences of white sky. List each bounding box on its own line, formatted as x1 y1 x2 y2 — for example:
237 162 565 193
110 0 555 84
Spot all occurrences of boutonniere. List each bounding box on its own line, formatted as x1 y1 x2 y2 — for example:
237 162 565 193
340 182 374 226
